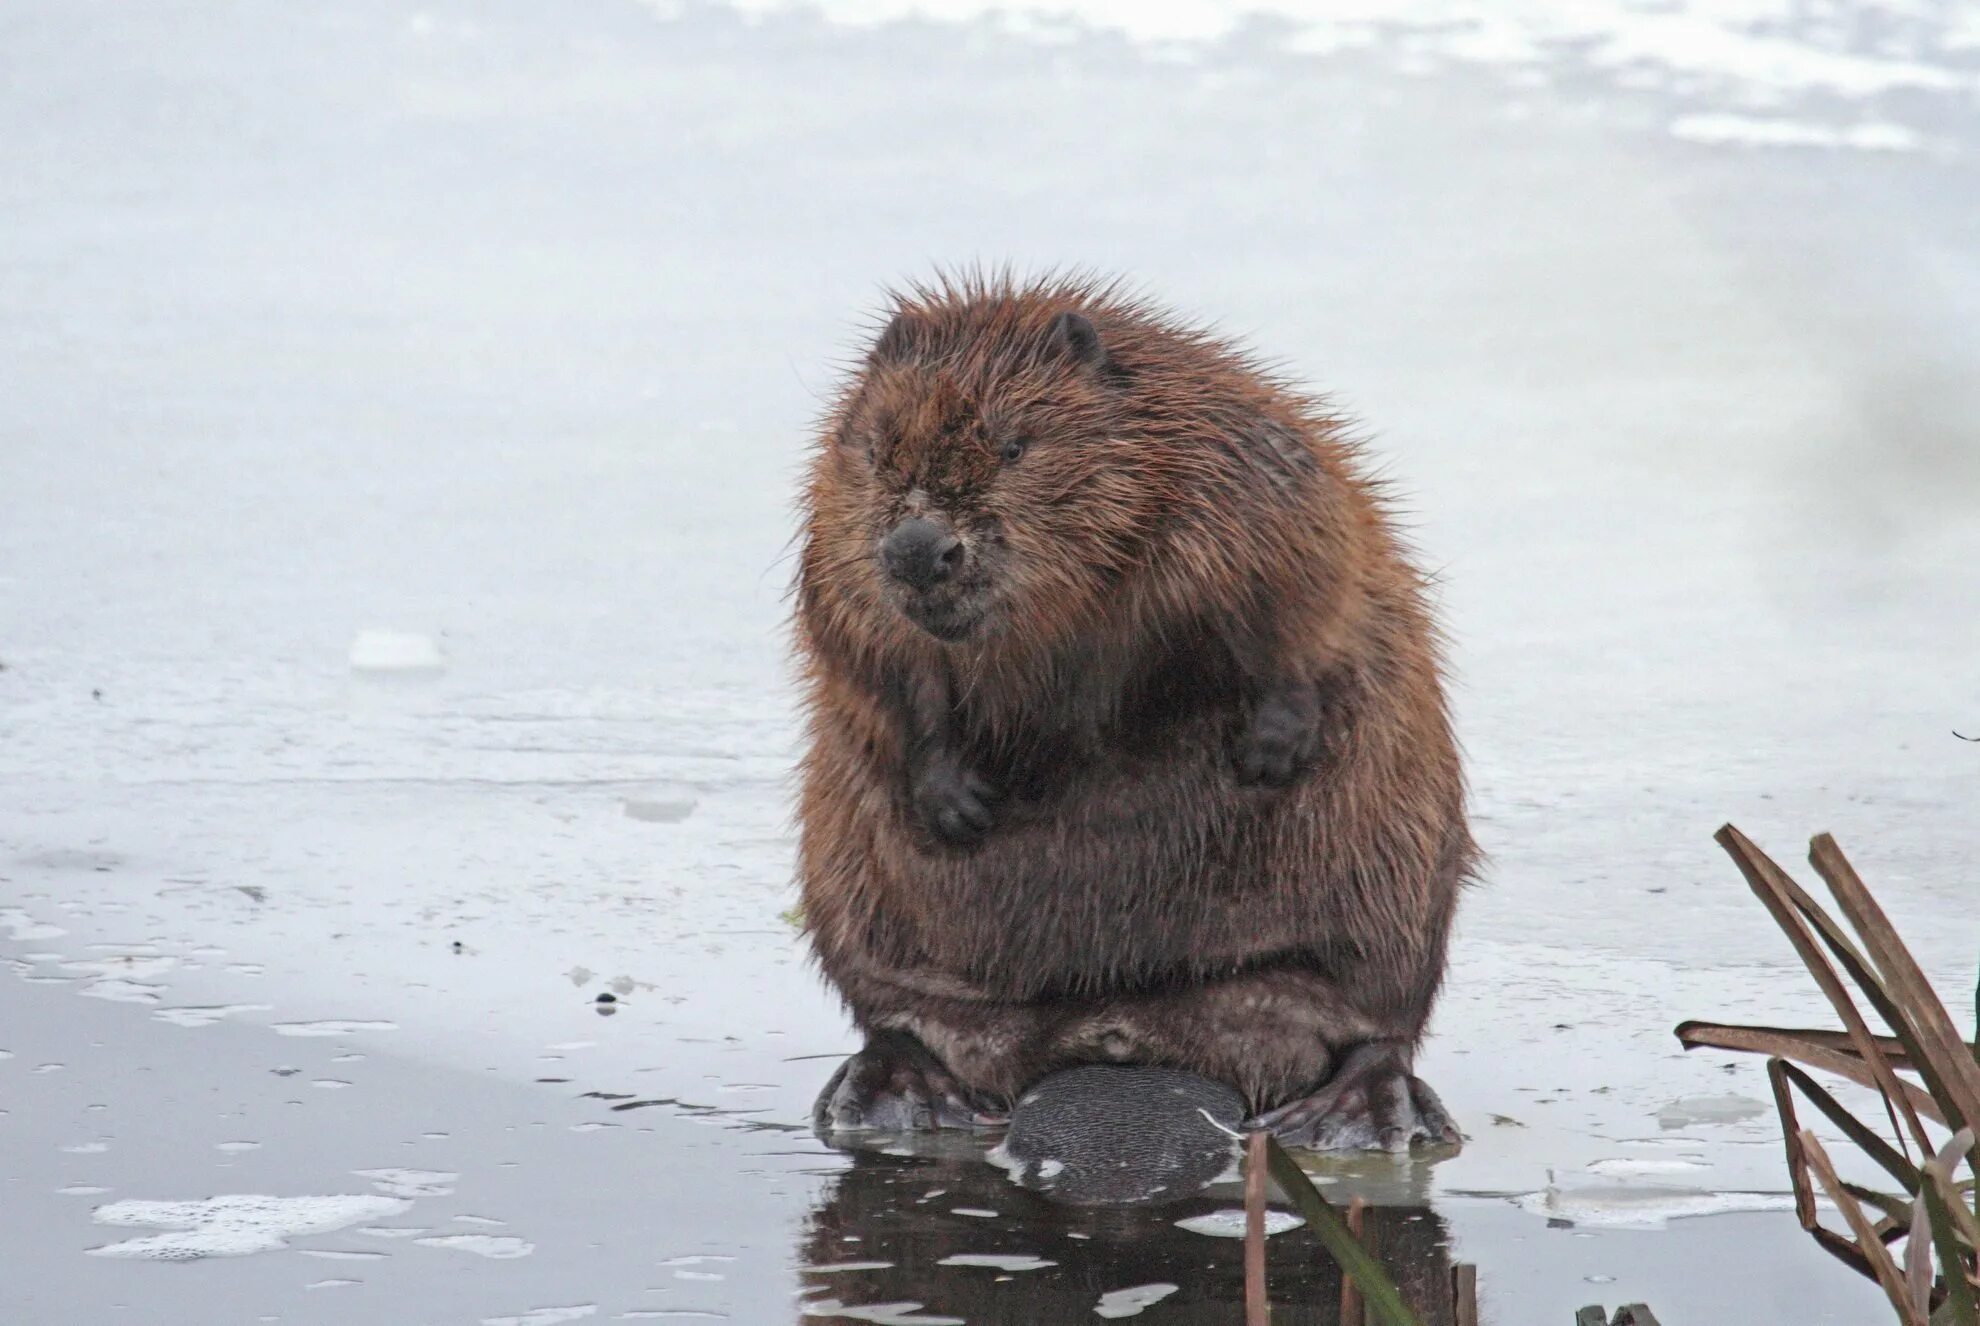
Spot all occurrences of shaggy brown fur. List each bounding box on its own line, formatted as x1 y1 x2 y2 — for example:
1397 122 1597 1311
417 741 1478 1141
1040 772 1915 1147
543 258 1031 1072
794 271 1474 1149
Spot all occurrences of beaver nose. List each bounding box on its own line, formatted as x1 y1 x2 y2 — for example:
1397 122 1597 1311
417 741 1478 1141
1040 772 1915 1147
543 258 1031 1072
881 518 964 591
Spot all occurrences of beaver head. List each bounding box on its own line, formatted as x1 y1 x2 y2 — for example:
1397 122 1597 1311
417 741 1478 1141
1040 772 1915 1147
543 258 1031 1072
810 298 1172 651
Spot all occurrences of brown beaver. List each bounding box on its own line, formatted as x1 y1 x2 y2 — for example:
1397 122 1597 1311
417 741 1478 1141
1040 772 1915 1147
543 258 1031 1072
793 272 1473 1152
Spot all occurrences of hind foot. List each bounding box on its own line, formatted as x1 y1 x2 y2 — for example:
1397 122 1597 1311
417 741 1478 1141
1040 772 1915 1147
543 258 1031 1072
1253 1042 1460 1153
813 1029 1007 1135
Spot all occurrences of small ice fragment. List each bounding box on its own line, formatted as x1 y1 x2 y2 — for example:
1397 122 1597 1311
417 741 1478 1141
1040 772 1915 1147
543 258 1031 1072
61 1142 110 1154
0 908 66 941
65 954 177 981
273 1020 398 1037
155 1004 272 1028
1094 1283 1181 1318
480 1308 596 1326
1668 113 1923 153
1586 1157 1707 1177
1655 1094 1768 1128
79 978 163 1004
418 1234 535 1259
1175 1210 1304 1238
805 1261 894 1273
937 1253 1055 1271
216 1141 262 1153
348 630 445 673
798 1301 963 1325
624 798 697 824
947 1208 997 1218
353 1168 457 1198
356 1225 430 1239
307 1279 359 1289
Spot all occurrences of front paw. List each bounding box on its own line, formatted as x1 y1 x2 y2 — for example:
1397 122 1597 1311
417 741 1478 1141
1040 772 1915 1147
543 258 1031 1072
911 755 998 846
1235 685 1322 787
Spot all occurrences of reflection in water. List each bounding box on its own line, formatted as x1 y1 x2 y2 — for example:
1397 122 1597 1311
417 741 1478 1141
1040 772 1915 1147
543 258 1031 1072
799 1142 1461 1324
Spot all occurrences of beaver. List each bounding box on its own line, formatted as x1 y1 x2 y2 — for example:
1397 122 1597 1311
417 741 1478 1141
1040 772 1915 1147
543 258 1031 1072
793 272 1473 1153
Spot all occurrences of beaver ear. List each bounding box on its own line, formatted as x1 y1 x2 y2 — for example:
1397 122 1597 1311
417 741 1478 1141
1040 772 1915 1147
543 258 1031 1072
870 309 927 365
1047 311 1107 372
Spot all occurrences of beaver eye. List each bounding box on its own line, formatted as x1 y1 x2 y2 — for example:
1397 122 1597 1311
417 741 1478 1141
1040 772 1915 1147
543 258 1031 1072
1000 437 1028 464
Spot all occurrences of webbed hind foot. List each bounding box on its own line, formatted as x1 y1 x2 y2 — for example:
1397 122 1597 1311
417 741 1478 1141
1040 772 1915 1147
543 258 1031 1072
813 1029 1007 1135
1253 1042 1460 1153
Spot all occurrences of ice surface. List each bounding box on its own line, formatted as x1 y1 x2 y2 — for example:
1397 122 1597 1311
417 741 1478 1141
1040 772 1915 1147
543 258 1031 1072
87 1194 413 1260
2 0 1973 1322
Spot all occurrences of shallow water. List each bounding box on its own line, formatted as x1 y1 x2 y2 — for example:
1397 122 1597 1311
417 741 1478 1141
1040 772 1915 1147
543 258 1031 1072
3 2 1977 1322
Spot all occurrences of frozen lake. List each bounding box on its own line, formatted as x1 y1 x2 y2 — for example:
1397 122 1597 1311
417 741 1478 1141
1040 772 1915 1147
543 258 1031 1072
3 1 1977 1321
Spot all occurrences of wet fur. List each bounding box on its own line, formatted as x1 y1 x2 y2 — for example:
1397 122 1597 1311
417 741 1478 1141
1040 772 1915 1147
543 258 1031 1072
794 271 1475 1113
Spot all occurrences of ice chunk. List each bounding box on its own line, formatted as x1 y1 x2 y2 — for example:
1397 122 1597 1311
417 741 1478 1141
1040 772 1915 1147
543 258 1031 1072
88 1193 410 1260
0 908 67 941
348 629 445 673
1094 1283 1181 1318
1655 1093 1768 1128
353 1168 457 1198
1175 1209 1304 1238
1512 1169 1795 1229
936 1253 1056 1271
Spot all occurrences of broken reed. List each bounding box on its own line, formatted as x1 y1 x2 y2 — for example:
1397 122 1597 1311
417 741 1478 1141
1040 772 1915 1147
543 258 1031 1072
1677 827 1980 1325
1241 1130 1476 1326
